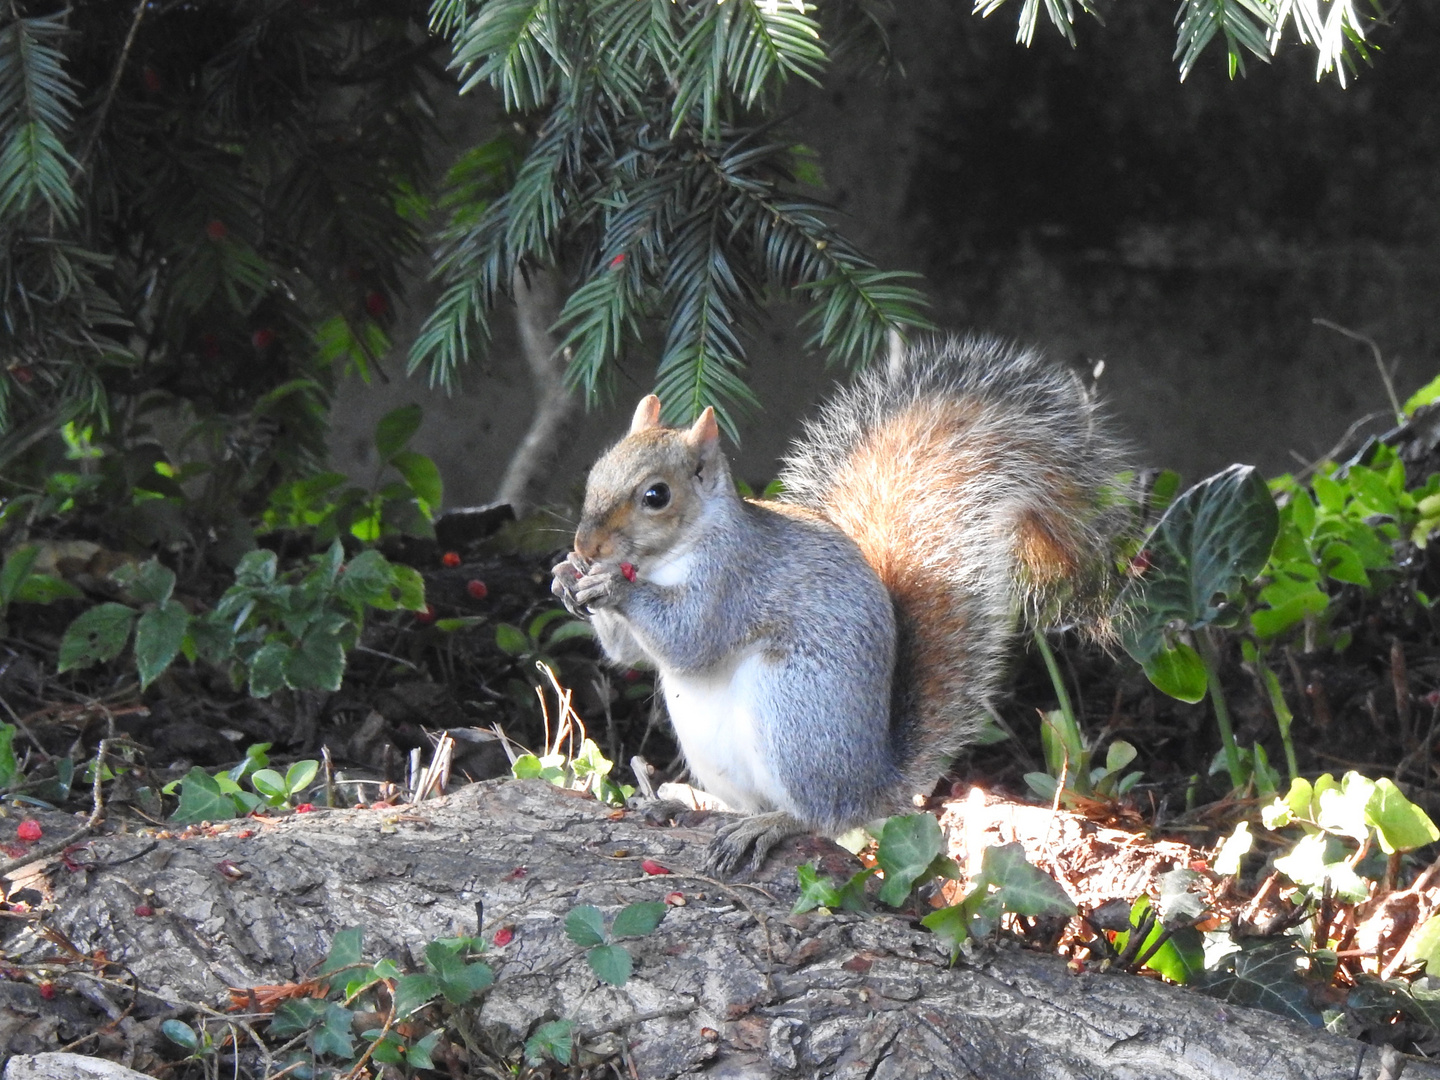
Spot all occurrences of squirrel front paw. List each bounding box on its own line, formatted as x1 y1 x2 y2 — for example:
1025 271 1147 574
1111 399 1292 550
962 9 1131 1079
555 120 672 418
550 552 592 619
550 552 627 616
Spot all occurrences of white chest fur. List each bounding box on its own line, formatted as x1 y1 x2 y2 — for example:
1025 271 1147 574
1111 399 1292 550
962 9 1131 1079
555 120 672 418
659 650 785 814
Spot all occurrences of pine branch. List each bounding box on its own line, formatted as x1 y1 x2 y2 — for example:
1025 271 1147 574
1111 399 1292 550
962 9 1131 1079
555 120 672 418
0 9 80 224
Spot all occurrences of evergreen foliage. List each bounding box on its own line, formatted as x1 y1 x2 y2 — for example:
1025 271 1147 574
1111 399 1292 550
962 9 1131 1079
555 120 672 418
0 0 1393 498
0 1 438 539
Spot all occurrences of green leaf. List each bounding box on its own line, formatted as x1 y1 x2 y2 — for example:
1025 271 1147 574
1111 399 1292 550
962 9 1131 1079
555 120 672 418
1406 913 1440 974
135 600 190 691
1213 821 1253 876
1140 643 1208 703
1114 895 1203 984
512 753 544 779
391 973 439 1017
11 573 81 604
0 545 39 606
270 998 328 1038
247 641 290 698
160 1019 200 1053
119 558 177 606
170 767 239 824
375 404 423 461
1196 940 1322 1026
251 769 288 804
391 451 443 511
565 905 607 947
875 813 947 907
309 1002 354 1059
286 759 319 795
981 842 1076 917
234 549 278 587
612 901 668 938
318 926 365 976
1405 373 1440 414
1366 777 1440 854
1121 465 1279 663
920 901 974 961
587 943 633 986
285 629 347 692
525 1019 574 1066
0 724 18 789
496 623 530 656
58 603 137 672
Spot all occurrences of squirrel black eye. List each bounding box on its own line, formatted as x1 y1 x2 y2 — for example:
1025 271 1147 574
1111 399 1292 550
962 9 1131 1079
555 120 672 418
642 483 671 509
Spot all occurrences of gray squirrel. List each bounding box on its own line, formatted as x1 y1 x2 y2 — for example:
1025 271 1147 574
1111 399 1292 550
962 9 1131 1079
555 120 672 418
551 336 1129 872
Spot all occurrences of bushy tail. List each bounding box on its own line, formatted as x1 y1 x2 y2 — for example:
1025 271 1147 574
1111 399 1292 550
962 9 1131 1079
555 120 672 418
776 335 1130 792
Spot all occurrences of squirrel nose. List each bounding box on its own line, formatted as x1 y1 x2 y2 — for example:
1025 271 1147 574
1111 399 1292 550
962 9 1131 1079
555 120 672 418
575 528 602 562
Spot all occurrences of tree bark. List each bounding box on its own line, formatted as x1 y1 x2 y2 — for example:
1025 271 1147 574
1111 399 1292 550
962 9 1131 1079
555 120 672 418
13 780 1436 1080
494 266 575 515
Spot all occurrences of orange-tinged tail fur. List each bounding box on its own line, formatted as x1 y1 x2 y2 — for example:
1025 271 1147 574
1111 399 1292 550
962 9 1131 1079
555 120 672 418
776 336 1128 793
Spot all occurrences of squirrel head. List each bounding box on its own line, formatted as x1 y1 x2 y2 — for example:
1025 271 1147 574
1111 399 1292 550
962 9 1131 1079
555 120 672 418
574 395 733 565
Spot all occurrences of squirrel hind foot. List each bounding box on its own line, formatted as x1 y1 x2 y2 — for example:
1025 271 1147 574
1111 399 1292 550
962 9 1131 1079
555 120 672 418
705 811 809 878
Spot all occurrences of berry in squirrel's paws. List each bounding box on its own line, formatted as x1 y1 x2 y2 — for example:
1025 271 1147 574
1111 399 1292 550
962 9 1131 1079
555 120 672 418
620 562 637 582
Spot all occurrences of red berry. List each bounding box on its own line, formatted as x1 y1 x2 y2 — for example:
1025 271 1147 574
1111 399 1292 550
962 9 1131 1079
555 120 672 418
622 669 641 683
1426 689 1440 708
251 328 276 349
10 366 33 385
492 926 514 947
142 67 161 92
295 803 315 814
640 859 671 875
134 903 154 917
199 333 221 360
620 562 637 583
466 579 488 600
441 551 461 568
416 604 436 625
206 219 227 241
16 820 41 843
364 291 387 317
609 253 626 269
1128 549 1152 576
38 982 55 1001
663 891 686 906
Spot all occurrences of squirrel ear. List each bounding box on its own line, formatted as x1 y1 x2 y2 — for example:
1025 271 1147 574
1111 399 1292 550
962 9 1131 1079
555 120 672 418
684 406 720 452
629 395 663 434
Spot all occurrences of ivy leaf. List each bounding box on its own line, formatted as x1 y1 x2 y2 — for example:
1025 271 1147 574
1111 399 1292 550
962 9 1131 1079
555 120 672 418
1196 940 1323 1026
980 842 1075 918
875 813 947 907
170 767 239 824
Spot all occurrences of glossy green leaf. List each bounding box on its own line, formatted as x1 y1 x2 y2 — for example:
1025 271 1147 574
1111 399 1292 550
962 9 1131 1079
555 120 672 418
876 813 947 907
981 842 1075 917
170 767 239 823
1140 643 1207 703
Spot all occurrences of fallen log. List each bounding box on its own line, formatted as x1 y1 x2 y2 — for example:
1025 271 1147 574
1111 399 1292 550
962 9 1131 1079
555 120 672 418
7 779 1433 1079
